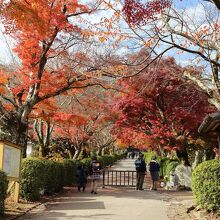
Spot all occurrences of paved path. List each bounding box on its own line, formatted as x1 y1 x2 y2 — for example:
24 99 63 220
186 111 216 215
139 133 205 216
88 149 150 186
110 158 136 171
19 159 170 220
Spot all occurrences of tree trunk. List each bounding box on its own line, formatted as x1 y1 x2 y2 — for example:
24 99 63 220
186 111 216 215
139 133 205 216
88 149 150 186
18 120 28 158
0 113 28 157
192 150 205 169
204 148 215 160
34 119 53 158
176 148 191 166
97 145 104 156
39 145 47 158
101 147 105 155
158 144 166 157
218 134 220 158
73 146 82 159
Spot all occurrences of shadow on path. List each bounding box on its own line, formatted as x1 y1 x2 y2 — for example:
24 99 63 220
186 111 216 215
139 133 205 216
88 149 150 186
30 212 114 220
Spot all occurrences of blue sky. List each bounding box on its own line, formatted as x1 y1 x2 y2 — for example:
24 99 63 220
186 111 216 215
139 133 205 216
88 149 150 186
173 0 199 9
0 0 218 68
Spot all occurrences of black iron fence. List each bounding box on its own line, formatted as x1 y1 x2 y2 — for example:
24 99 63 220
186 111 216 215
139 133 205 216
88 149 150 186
102 170 137 188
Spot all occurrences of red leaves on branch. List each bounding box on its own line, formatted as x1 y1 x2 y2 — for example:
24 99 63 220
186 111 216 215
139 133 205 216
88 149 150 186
123 0 171 25
0 0 89 101
112 55 214 151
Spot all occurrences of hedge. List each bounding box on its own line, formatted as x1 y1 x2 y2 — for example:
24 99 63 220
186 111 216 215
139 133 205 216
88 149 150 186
20 153 125 201
42 160 63 194
20 158 46 201
98 155 114 168
0 170 7 216
62 160 78 186
21 158 68 200
81 158 92 172
192 159 220 213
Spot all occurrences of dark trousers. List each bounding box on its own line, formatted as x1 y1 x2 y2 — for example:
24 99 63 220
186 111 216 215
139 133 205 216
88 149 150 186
136 172 145 190
77 178 87 192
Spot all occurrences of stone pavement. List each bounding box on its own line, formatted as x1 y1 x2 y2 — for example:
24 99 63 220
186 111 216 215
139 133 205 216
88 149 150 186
17 159 179 220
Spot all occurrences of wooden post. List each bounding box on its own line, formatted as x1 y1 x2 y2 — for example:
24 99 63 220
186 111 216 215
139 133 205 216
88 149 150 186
218 134 220 158
0 142 4 169
14 182 20 203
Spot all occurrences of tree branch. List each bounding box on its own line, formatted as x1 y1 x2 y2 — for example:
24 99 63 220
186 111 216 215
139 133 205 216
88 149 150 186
204 0 220 10
159 37 220 68
183 71 214 98
0 94 18 109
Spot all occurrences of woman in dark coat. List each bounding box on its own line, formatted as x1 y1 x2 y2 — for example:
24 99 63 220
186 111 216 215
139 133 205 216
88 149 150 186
76 164 87 192
149 156 160 190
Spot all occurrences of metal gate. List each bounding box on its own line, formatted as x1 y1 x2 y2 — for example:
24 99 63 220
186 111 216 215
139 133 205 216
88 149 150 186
102 170 137 188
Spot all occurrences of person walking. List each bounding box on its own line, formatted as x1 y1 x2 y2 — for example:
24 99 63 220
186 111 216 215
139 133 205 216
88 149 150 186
131 150 135 159
76 164 87 192
89 156 101 194
149 156 160 190
135 153 146 190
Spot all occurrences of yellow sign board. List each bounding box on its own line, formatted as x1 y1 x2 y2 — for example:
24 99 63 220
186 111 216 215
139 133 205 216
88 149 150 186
0 140 22 181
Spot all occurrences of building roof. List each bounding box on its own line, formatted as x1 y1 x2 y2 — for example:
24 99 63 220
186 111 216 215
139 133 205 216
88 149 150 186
198 112 220 134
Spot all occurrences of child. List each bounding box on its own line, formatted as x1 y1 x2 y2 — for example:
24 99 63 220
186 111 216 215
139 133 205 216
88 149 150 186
76 164 87 192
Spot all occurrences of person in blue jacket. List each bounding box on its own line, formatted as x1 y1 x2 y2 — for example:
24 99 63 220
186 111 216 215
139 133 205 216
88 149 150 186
149 156 160 190
135 153 146 190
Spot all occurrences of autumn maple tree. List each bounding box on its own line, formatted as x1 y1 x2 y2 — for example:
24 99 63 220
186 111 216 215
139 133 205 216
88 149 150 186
123 0 171 25
112 51 214 164
123 0 220 25
53 87 116 159
0 0 116 154
29 85 117 159
122 0 220 109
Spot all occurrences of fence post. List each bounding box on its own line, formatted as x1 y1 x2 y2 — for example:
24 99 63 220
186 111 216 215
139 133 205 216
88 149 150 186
102 170 105 188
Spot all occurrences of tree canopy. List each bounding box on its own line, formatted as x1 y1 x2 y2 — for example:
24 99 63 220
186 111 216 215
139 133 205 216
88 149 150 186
0 0 219 159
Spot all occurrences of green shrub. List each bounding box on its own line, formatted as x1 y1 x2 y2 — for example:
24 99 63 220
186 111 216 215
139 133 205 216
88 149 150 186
114 153 126 160
159 157 170 177
81 158 92 172
144 151 157 164
158 158 180 178
97 155 116 168
192 159 220 212
165 160 179 176
42 160 62 194
0 170 7 216
97 156 105 168
20 158 65 200
53 162 64 192
20 158 45 201
63 159 78 186
103 155 115 166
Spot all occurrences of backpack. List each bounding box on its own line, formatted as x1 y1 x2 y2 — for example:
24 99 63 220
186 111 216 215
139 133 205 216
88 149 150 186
135 159 143 171
90 161 101 174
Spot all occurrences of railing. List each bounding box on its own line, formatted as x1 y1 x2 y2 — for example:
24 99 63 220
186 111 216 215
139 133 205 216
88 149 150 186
102 170 137 188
